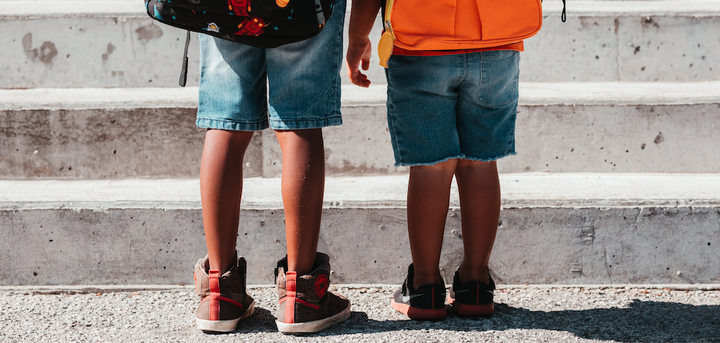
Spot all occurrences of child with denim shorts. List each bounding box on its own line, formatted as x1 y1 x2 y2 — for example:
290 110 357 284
347 0 522 319
192 0 350 334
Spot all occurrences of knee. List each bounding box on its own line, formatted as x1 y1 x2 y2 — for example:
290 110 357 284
275 129 325 151
205 129 255 146
410 159 458 179
456 159 497 175
275 128 323 140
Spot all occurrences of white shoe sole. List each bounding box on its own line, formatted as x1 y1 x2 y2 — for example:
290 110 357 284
196 300 255 333
275 303 351 334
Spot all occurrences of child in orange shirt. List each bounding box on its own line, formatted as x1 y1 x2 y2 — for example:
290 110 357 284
347 0 532 320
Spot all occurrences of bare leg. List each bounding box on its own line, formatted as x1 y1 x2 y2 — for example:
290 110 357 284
200 129 255 273
406 159 458 287
455 160 500 285
275 129 326 276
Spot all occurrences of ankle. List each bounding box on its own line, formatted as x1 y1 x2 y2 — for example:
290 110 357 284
412 268 443 287
209 256 236 274
286 257 316 276
458 264 489 284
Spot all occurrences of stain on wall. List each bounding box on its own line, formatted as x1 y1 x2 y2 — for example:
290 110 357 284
135 24 163 45
22 33 58 64
654 132 664 145
102 43 116 61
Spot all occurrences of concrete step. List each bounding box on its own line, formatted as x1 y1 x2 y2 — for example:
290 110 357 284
1 173 718 286
0 0 719 88
2 82 720 178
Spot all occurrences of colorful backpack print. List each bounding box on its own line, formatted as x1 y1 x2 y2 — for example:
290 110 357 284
145 0 336 48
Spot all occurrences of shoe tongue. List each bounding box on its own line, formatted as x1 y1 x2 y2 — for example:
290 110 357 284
201 256 211 272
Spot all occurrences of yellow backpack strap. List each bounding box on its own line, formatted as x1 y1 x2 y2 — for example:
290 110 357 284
377 0 395 68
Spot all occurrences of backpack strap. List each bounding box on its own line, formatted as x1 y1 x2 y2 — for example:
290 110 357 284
179 30 191 87
377 0 395 68
315 0 327 27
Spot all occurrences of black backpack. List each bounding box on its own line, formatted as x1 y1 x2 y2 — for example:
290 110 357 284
144 0 336 85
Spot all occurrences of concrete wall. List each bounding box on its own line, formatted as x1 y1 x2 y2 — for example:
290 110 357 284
504 103 720 173
0 107 262 178
3 100 719 178
0 17 200 88
1 205 717 285
2 1 719 88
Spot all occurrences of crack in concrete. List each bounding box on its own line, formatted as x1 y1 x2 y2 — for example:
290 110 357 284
635 207 644 223
602 244 614 283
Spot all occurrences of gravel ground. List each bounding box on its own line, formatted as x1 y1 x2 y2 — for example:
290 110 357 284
1 286 718 343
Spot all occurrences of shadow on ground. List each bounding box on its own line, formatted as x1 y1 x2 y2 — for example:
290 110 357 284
226 307 278 334
229 301 719 342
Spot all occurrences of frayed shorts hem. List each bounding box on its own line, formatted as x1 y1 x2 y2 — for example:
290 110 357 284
196 116 343 132
394 151 516 167
196 117 269 132
270 115 343 130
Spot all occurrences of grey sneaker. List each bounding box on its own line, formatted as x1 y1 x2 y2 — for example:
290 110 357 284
391 263 447 320
194 254 255 332
274 253 351 333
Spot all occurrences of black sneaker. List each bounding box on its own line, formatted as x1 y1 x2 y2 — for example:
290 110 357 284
391 264 447 320
447 267 495 317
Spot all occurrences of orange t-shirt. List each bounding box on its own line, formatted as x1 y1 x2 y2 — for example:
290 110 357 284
386 0 529 56
392 41 524 56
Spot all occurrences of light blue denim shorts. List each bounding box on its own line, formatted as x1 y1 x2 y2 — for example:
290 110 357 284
385 50 520 166
196 0 345 131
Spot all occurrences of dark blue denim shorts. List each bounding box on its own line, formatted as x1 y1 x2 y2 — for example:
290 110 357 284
385 50 520 166
196 0 345 131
